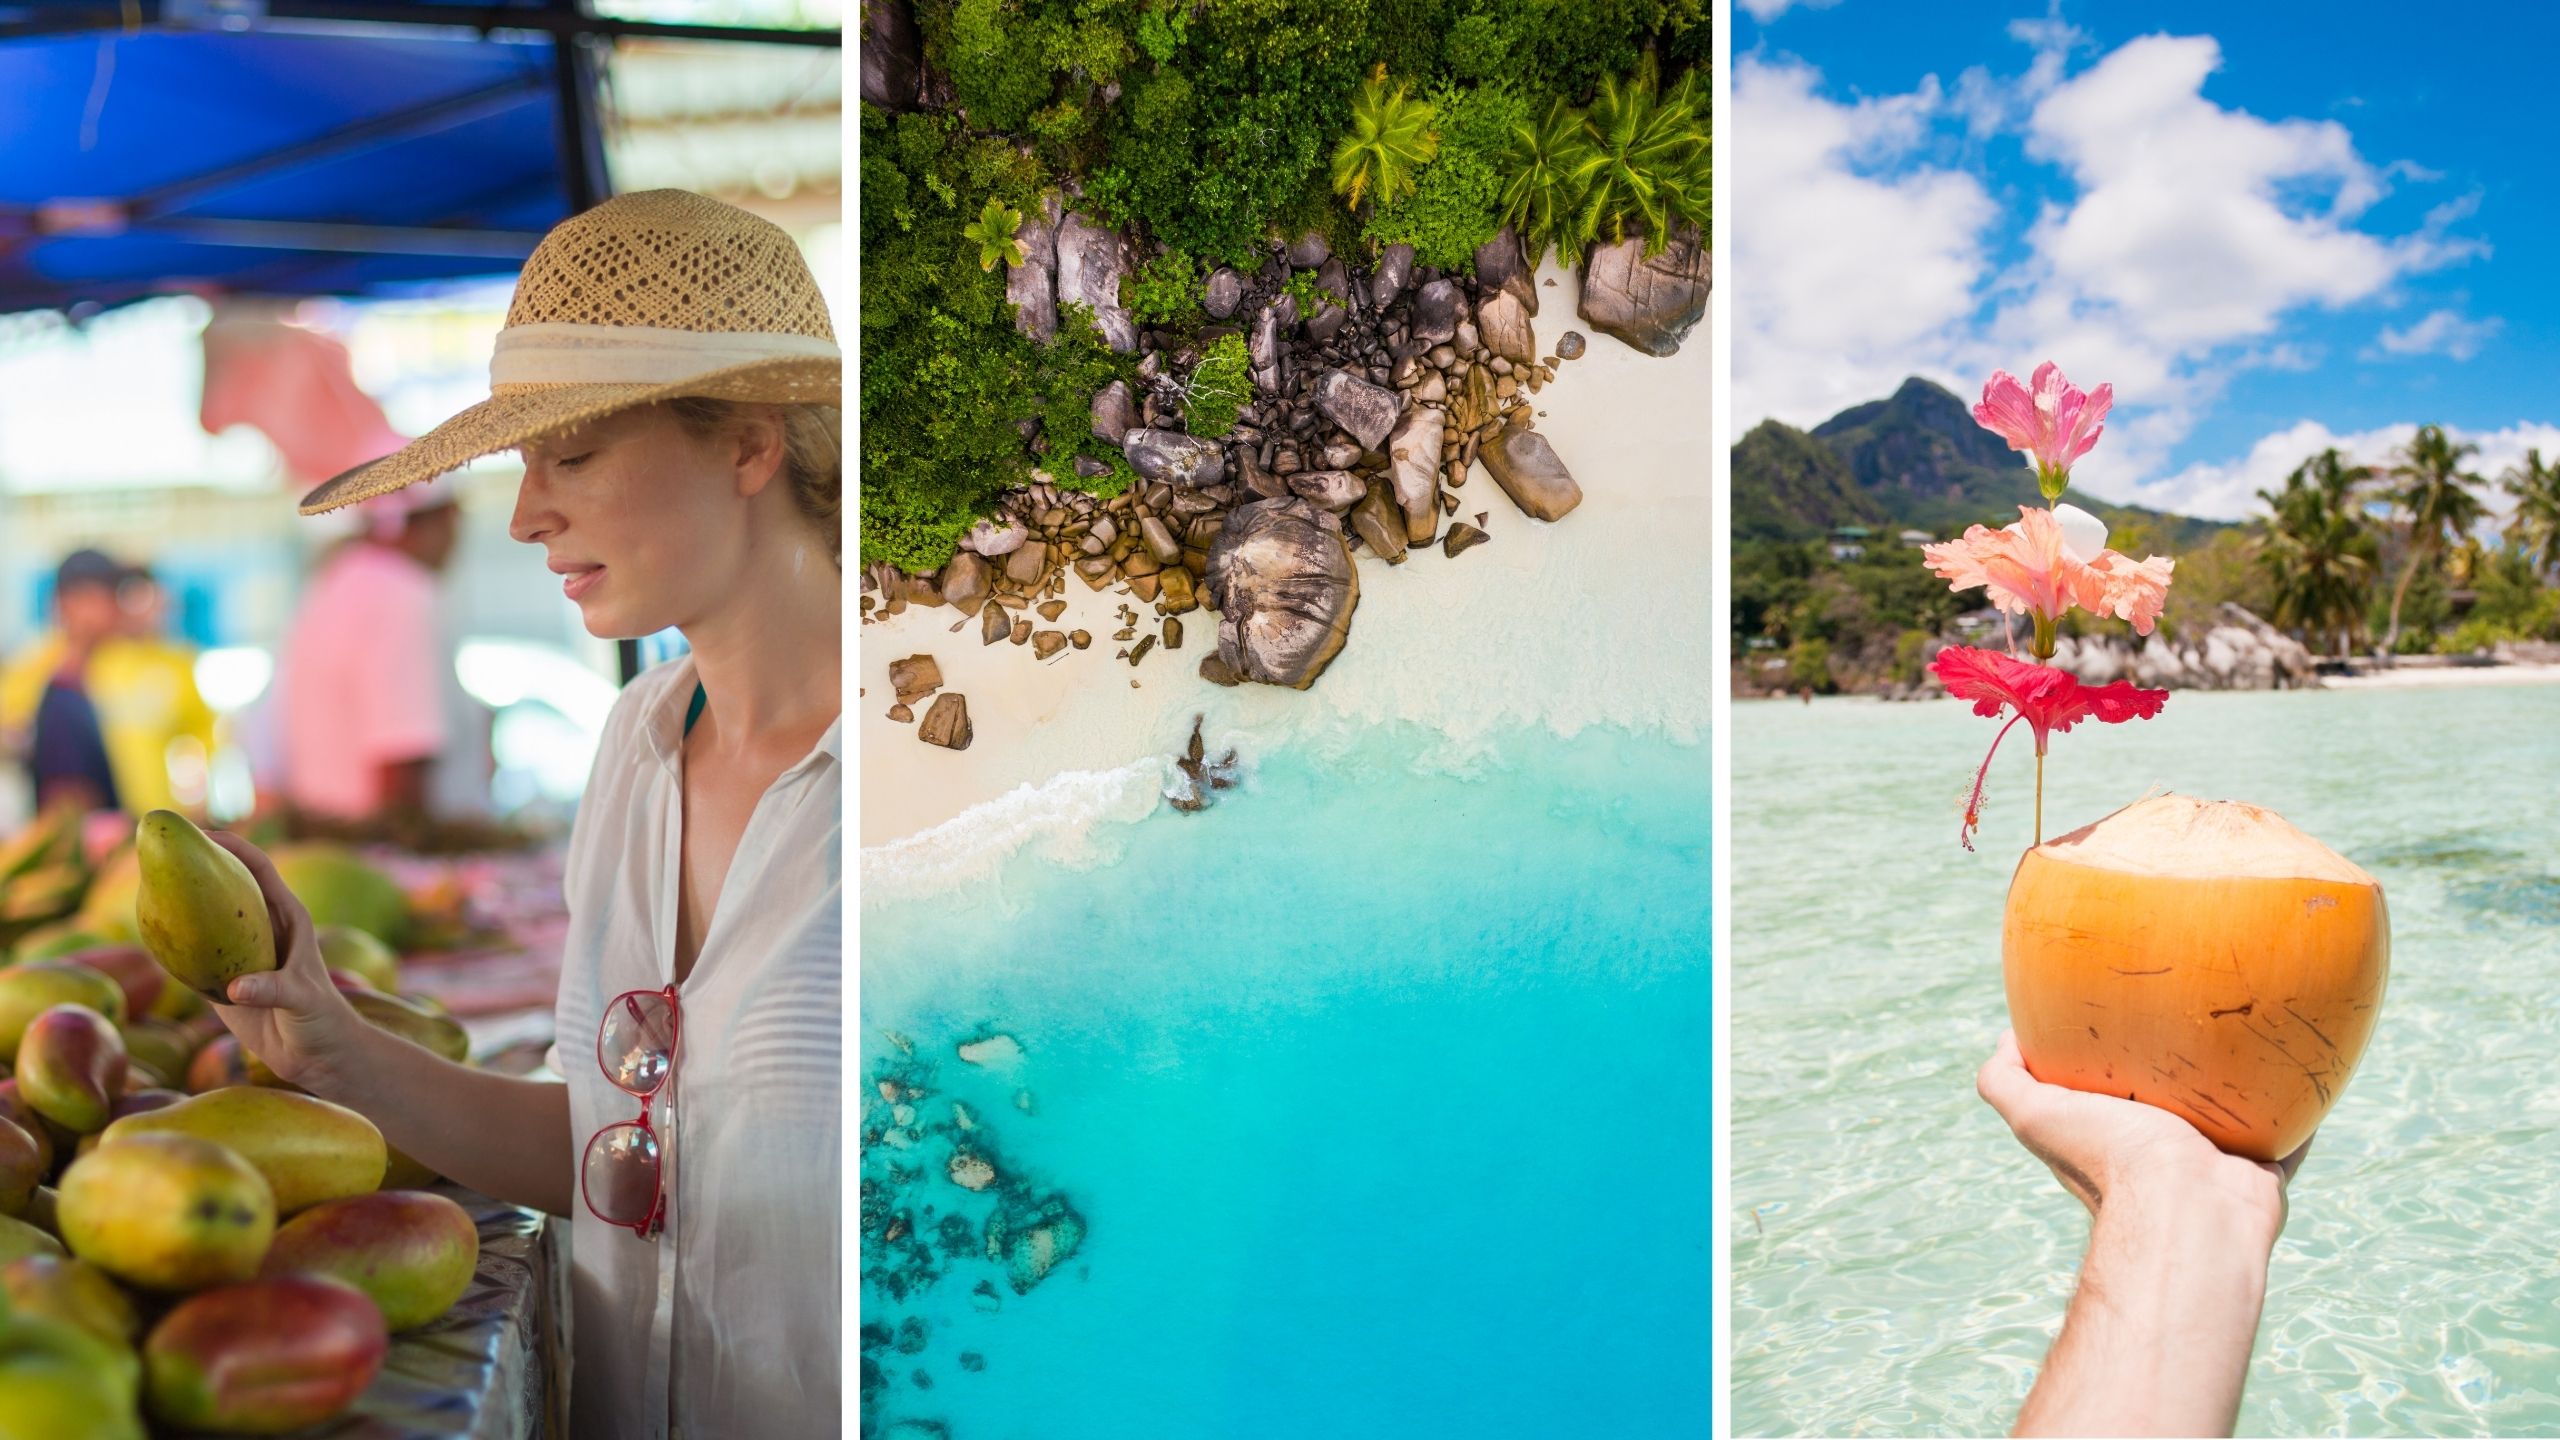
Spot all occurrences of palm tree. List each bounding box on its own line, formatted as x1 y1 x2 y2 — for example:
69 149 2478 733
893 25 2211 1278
2380 425 2488 654
1330 68 1438 213
1498 97 1595 267
1568 52 1712 261
2257 448 2378 659
961 198 1025 272
2501 447 2560 581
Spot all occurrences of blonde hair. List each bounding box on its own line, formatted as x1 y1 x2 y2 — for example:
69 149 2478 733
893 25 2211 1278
665 397 843 566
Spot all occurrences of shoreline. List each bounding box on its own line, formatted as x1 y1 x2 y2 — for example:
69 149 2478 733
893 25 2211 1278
861 260 1713 858
1736 659 2560 702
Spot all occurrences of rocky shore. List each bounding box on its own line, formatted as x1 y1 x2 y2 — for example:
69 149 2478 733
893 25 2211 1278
863 208 1710 750
1838 604 2325 701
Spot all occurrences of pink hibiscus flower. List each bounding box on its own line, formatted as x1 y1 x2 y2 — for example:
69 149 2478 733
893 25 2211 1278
1929 646 2168 851
1921 505 2174 637
1975 362 2113 497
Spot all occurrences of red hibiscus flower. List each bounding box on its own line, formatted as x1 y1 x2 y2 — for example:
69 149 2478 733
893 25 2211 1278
1929 646 2167 851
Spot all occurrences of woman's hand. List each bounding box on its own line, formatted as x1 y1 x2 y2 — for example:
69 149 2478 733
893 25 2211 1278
203 831 372 1095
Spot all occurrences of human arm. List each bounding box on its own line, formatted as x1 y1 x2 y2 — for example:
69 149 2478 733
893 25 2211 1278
206 831 575 1216
1977 1030 2306 1438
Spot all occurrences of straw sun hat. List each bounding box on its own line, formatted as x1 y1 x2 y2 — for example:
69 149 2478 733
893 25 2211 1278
298 188 842 515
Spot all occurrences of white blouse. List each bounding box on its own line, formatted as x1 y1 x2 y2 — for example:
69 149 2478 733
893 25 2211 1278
552 656 842 1439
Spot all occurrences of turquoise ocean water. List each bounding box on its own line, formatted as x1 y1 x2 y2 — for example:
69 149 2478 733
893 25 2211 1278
862 720 1713 1438
1733 684 2560 1436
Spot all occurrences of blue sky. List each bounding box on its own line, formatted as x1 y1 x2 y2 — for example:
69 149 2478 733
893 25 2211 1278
1733 1 2560 519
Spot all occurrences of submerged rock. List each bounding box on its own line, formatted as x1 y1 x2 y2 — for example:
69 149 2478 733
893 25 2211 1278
957 1033 1026 1070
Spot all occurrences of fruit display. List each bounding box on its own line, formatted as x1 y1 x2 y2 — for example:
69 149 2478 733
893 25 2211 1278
0 813 520 1435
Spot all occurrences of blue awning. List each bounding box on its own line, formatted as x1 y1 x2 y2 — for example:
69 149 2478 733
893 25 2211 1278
0 1 835 316
0 2 600 313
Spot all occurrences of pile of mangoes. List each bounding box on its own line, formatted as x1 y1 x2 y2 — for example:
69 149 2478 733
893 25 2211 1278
0 812 481 1437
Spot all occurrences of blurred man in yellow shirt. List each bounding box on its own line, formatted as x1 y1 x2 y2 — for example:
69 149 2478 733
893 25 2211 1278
1 553 217 815
93 565 219 814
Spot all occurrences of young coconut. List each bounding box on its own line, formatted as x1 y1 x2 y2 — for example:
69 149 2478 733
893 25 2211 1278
2002 794 2389 1162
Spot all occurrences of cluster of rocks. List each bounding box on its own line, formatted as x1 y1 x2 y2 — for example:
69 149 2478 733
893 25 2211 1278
882 655 972 749
861 1029 1083 1420
2046 605 2319 691
865 215 1696 700
1166 714 1240 813
1877 604 2323 699
863 203 1711 742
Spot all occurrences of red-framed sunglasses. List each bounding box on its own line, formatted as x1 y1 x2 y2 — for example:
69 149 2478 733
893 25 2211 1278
581 985 681 1240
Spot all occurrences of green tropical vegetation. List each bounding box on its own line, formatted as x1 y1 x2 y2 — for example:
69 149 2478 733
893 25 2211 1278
961 197 1027 270
1732 377 2560 693
1179 332 1252 438
1331 68 1440 212
863 0 1709 571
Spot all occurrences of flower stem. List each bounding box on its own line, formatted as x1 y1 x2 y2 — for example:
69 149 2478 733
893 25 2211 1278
2031 610 2057 662
2034 747 2045 845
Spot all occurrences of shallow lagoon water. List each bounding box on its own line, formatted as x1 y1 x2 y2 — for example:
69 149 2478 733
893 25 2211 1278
1732 684 2560 1436
863 720 1713 1438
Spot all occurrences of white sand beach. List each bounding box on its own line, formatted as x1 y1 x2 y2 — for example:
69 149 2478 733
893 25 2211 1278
2316 662 2560 690
860 259 1713 878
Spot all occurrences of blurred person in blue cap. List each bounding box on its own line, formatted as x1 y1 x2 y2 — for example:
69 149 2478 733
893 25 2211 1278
0 549 130 812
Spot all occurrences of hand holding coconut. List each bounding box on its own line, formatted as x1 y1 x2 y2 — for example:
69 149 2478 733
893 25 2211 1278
1927 364 2391 1436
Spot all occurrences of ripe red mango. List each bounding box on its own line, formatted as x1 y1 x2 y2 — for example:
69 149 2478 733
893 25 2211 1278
144 1274 385 1434
0 1084 59 1172
0 1118 42 1217
63 947 163 1027
261 1190 478 1331
17 1006 128 1134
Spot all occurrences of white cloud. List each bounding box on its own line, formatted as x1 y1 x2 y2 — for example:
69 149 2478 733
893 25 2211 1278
1738 29 2502 507
2143 419 2560 522
2365 308 2501 361
1732 60 1998 429
1738 0 1841 20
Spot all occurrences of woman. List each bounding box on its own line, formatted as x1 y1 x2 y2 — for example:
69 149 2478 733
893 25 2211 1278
208 190 842 1438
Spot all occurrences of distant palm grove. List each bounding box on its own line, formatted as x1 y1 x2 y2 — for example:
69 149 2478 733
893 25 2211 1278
1731 377 2560 694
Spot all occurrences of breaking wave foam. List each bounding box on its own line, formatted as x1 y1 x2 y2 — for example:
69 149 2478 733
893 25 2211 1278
859 756 1170 904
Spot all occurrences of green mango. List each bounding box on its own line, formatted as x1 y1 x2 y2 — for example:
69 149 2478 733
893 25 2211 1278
0 1214 64 1265
8 925 103 965
56 1135 275 1293
73 851 140 947
347 991 469 1064
0 1309 143 1440
103 1089 384 1217
15 1008 126 1135
272 846 410 949
0 1256 141 1348
313 927 400 993
0 964 126 1065
134 813 275 1003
